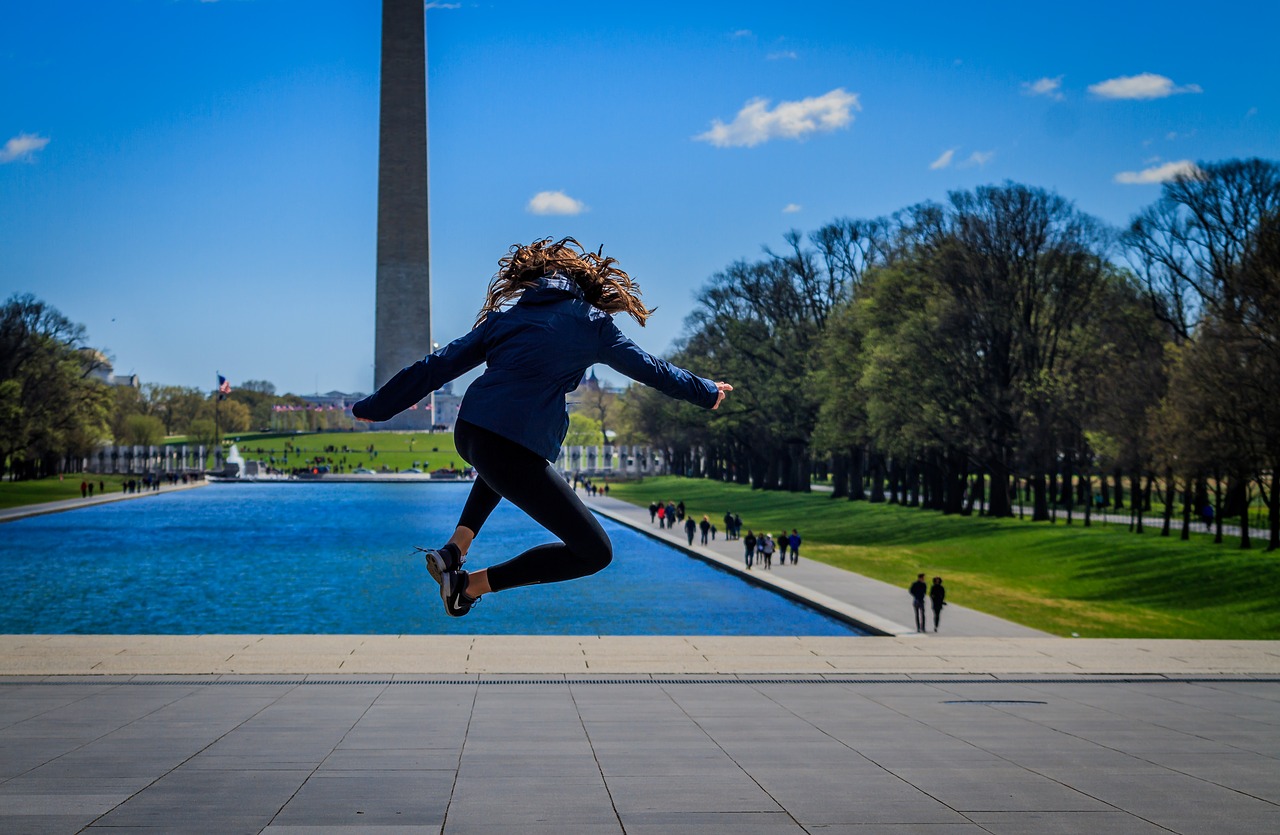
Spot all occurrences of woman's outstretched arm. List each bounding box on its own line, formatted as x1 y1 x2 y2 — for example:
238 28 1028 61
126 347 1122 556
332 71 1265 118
597 320 730 410
353 324 489 422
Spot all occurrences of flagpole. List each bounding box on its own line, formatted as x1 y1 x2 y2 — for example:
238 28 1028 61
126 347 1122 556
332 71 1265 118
214 370 220 471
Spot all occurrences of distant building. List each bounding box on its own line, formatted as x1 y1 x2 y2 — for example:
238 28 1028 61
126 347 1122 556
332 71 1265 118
299 390 364 410
431 381 462 431
79 349 140 389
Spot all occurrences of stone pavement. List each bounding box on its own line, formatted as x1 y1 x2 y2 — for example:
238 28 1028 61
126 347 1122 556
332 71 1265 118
582 494 1049 638
1 673 1278 834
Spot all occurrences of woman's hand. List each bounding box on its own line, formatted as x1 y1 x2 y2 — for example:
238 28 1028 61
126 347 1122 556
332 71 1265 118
712 381 733 410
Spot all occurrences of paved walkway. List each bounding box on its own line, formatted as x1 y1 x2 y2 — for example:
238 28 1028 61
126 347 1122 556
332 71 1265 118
1 674 1277 833
0 480 207 524
583 494 1049 638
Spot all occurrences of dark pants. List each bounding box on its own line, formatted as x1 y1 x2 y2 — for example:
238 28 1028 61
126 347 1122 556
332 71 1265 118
932 605 943 631
454 420 612 593
913 600 927 631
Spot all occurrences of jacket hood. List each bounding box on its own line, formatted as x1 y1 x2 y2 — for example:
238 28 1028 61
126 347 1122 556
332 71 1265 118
517 273 586 306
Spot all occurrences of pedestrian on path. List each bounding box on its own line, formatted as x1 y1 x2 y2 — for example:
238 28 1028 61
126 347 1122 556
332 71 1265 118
789 529 800 564
699 515 711 545
649 501 658 523
685 516 697 546
354 237 732 618
666 501 676 529
80 480 87 499
910 573 928 632
761 533 774 569
777 532 789 563
743 530 756 569
930 577 947 632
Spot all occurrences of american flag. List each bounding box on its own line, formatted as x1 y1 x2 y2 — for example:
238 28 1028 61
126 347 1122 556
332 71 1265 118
218 375 231 395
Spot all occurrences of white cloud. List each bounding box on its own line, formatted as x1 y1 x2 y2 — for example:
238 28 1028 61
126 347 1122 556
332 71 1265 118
1088 73 1201 100
929 148 956 170
1114 159 1201 185
694 88 860 148
961 150 995 168
1246 106 1258 118
526 190 586 215
424 2 461 8
767 50 798 60
731 29 753 38
782 203 802 213
1023 76 1064 100
0 133 50 163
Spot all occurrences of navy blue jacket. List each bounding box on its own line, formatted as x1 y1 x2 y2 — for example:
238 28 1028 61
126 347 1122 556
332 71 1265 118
352 275 720 460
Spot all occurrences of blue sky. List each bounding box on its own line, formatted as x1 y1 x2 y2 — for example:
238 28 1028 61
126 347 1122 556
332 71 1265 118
2 0 1277 397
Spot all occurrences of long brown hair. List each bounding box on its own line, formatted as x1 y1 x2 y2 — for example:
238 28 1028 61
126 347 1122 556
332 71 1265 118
474 237 653 328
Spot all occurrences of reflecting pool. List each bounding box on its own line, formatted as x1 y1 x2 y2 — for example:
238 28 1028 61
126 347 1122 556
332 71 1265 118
1 484 864 635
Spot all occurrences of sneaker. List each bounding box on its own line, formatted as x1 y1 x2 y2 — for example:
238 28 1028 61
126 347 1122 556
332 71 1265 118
441 569 478 617
416 545 463 585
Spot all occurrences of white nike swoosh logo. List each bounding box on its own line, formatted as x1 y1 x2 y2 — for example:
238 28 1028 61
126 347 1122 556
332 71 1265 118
451 597 465 611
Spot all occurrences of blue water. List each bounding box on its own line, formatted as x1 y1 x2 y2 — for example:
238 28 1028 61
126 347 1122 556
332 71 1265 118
0 484 863 635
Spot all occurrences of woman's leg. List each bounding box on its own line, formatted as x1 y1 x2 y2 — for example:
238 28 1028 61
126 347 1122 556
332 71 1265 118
454 420 612 595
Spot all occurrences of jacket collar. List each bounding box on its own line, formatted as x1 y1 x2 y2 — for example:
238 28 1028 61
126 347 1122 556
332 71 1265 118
518 272 586 304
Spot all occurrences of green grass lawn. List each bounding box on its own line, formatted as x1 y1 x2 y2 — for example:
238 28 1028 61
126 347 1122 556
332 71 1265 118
609 476 1280 640
229 430 459 474
0 474 141 510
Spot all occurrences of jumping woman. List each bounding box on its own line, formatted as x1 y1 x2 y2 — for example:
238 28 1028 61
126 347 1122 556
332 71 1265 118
353 238 732 616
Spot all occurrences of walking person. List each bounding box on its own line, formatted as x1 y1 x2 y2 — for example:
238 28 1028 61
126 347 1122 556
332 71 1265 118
666 501 677 529
761 533 775 570
684 515 697 546
929 576 947 632
777 531 789 564
723 511 734 540
656 502 666 527
649 501 658 524
699 515 711 545
743 530 756 569
354 237 732 616
910 573 928 632
789 529 800 564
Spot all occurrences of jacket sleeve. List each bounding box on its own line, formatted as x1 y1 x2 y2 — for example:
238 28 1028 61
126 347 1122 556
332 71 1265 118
352 323 489 422
597 319 719 409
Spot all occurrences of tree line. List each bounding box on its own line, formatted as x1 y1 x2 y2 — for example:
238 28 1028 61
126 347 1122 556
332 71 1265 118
615 158 1280 551
0 292 330 479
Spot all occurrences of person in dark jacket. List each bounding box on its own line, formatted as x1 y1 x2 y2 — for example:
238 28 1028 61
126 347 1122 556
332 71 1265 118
355 238 732 617
929 576 946 632
685 516 697 546
909 573 928 632
743 530 756 569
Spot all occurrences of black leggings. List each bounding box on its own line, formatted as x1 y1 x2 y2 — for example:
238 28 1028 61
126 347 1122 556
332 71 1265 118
453 419 612 593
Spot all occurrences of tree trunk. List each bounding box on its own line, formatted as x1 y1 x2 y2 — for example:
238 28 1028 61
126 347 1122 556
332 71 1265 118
1082 471 1092 527
1239 476 1252 550
987 461 1012 518
1063 454 1073 525
1048 467 1059 523
1268 464 1280 552
976 470 986 516
830 453 849 499
887 458 901 505
850 446 867 501
1213 473 1224 544
1131 470 1144 534
1032 473 1049 521
1181 475 1192 541
1112 469 1125 511
868 452 885 503
1160 467 1175 537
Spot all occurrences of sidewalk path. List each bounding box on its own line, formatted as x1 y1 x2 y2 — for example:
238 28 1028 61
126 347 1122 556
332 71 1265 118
0 479 208 524
582 493 1050 639
1 674 1277 833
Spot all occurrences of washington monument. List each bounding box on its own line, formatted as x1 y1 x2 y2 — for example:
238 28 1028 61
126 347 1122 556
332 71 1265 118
373 0 432 427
